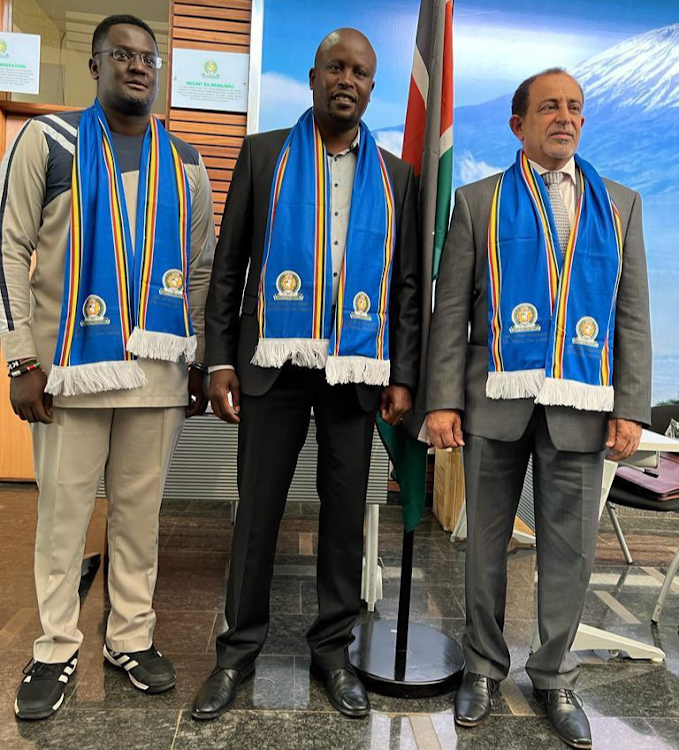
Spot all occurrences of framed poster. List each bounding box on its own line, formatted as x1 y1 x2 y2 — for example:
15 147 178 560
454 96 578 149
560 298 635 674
0 32 41 95
172 48 249 112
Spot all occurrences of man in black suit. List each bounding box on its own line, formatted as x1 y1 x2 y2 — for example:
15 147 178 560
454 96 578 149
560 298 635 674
192 28 419 720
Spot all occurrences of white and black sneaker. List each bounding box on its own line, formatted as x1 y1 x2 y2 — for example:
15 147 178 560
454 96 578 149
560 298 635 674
103 643 176 694
14 652 78 721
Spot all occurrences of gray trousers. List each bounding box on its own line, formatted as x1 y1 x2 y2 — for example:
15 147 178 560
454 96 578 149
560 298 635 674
463 406 604 689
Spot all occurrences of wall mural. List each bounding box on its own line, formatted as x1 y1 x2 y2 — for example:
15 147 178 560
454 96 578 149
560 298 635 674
260 0 679 405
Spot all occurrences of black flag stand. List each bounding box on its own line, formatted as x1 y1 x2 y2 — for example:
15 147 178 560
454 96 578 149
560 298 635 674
349 526 465 697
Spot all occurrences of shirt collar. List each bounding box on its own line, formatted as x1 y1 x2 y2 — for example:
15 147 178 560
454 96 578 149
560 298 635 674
528 155 577 184
329 129 361 158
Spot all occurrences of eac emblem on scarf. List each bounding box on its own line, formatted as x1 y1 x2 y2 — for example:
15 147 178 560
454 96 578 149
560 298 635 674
350 291 372 321
510 303 540 333
573 316 599 348
81 295 110 327
160 269 185 298
274 270 303 301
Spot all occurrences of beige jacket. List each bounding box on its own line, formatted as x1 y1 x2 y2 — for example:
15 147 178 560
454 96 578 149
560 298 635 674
0 109 215 408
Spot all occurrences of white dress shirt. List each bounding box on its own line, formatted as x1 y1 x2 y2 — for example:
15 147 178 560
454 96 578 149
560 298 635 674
528 156 578 224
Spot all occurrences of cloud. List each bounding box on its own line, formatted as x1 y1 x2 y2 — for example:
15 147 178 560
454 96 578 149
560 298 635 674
259 72 312 130
458 152 501 184
374 129 404 156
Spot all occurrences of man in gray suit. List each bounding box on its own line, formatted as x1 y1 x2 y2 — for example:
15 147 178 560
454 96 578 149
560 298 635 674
426 68 651 749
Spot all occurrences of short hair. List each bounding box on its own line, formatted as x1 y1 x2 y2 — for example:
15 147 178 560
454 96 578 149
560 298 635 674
511 67 585 117
92 15 157 55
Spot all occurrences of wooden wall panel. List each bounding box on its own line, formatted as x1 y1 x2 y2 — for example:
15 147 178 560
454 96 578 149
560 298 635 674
168 0 252 229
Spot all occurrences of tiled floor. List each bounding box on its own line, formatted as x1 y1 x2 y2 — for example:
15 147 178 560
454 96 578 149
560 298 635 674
1 484 679 749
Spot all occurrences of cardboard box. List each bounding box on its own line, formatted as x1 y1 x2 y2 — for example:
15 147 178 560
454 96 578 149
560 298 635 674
433 448 465 532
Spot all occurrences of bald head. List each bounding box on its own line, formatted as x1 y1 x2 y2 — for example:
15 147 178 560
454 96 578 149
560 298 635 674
309 28 377 134
314 28 377 72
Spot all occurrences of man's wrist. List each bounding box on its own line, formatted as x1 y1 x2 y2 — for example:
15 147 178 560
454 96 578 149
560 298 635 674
208 365 235 374
7 358 41 378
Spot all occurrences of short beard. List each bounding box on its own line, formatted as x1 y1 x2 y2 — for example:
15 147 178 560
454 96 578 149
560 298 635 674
326 103 361 131
118 92 155 116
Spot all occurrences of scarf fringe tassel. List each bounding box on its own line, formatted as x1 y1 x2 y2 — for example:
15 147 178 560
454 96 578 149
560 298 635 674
536 377 614 412
45 361 147 397
326 356 390 386
127 328 197 363
251 338 329 369
486 369 545 400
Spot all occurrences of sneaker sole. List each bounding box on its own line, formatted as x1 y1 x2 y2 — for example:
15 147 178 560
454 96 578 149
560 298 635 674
190 666 255 721
14 691 66 721
14 656 77 721
103 645 176 695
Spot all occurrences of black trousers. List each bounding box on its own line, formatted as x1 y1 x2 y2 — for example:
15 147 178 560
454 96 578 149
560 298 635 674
216 365 376 670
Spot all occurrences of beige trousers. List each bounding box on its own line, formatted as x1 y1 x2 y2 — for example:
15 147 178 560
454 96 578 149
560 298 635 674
31 406 185 663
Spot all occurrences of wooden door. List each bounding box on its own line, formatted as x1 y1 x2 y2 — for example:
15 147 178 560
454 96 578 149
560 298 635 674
0 114 34 480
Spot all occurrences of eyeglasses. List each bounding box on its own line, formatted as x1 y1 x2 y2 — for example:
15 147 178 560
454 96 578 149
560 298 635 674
94 47 163 70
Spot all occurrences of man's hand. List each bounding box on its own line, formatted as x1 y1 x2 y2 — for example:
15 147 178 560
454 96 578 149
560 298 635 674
186 367 208 418
606 418 642 462
426 409 465 450
379 385 412 426
209 369 241 424
10 368 53 424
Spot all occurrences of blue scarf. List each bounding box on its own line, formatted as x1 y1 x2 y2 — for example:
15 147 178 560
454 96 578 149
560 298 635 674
487 150 623 411
46 99 195 397
252 108 396 386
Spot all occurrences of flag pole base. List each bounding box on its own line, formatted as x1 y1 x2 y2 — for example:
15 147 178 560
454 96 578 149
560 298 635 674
349 620 465 698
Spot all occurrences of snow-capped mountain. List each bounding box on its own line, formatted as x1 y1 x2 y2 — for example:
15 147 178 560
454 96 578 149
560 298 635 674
374 25 679 397
449 24 679 197
575 24 679 113
375 25 679 196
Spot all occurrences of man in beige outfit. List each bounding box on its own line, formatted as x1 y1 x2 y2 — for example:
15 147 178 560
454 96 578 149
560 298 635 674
0 15 214 720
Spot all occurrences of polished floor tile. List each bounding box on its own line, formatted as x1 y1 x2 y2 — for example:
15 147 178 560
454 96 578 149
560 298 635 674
2 709 180 750
173 710 418 750
2 488 679 748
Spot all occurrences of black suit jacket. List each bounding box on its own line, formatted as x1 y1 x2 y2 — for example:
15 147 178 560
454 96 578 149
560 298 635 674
204 127 420 411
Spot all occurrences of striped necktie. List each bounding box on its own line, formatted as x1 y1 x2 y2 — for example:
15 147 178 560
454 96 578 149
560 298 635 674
542 171 570 256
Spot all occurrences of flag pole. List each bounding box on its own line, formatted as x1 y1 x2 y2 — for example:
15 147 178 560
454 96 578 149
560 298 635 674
348 0 465 697
349 524 464 697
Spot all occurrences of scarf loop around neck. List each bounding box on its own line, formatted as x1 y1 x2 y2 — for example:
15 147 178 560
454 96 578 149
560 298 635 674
486 150 623 412
46 99 195 397
252 108 396 386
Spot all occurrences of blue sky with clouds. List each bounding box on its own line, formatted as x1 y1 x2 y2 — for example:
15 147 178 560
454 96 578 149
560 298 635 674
260 0 417 131
260 0 677 130
260 0 678 401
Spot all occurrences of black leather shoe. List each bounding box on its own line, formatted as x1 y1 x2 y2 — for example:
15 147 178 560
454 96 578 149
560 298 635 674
191 664 254 721
535 688 592 749
454 672 500 727
311 663 370 718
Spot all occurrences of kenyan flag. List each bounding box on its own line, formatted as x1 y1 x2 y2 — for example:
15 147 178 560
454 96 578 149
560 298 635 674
402 0 454 279
378 0 454 532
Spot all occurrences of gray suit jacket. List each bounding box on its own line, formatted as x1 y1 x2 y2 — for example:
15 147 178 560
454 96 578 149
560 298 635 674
425 170 652 453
